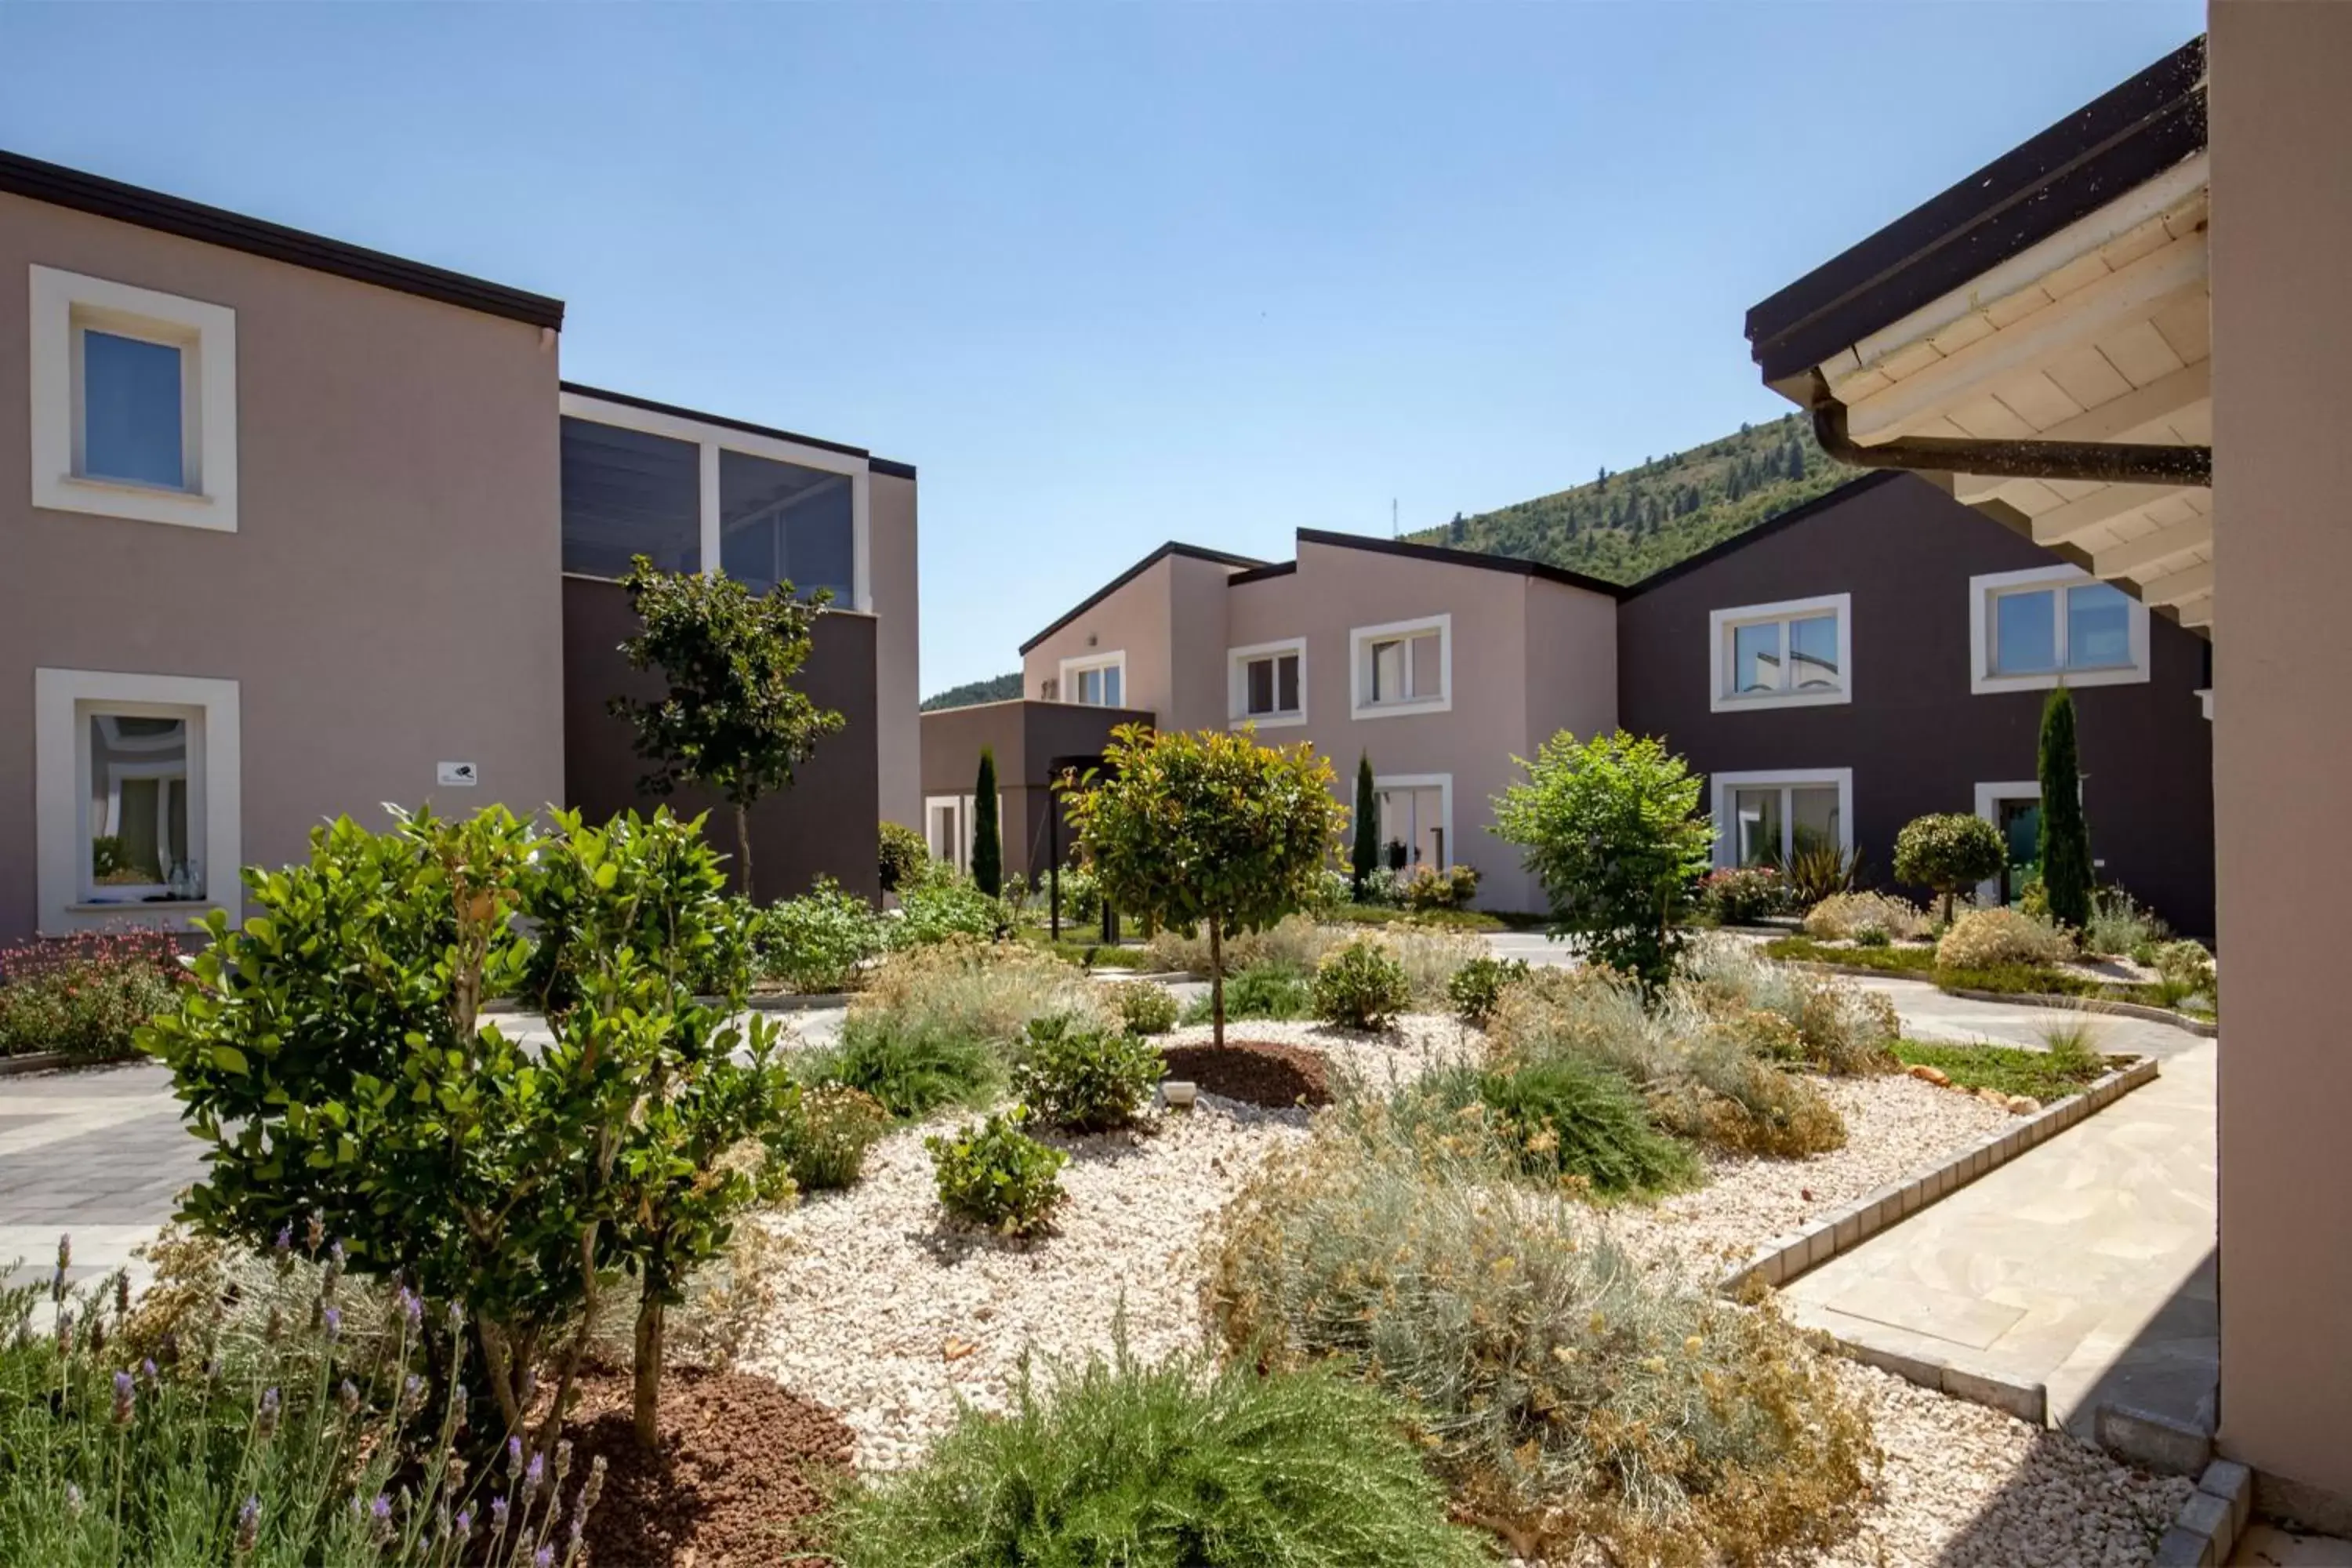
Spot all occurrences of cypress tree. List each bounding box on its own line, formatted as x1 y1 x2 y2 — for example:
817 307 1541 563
972 746 1003 898
1351 754 1379 901
2037 688 2092 928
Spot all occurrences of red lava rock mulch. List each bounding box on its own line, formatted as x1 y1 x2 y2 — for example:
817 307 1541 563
565 1366 853 1566
1160 1041 1332 1109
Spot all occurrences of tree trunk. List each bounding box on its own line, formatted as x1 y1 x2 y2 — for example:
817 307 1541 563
1209 916 1225 1051
735 802 756 901
633 1296 665 1451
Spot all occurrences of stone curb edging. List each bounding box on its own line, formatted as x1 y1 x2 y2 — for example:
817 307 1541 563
1937 986 2218 1037
480 992 851 1017
1719 1055 2161 1423
2154 1458 2253 1566
0 1051 81 1076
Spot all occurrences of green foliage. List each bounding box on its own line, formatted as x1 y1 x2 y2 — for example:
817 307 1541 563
755 878 887 993
1448 954 1531 1025
608 557 846 895
822 1339 1485 1568
1009 1014 1164 1132
1892 1040 2109 1102
801 1014 1004 1121
1352 754 1378 899
1181 962 1313 1025
2038 688 2094 929
0 1263 602 1567
920 670 1023 711
2037 1011 2107 1076
1893 813 2008 924
971 748 1003 898
1310 938 1414 1031
2148 939 2217 1011
1106 979 1181 1036
779 1084 891 1192
887 871 1004 949
1210 1131 1879 1563
1780 841 1863 908
1491 730 1715 993
877 820 929 894
516 808 752 1014
1069 725 1346 1048
925 1112 1068 1235
1696 866 1788 926
0 932 180 1060
1469 1058 1700 1196
2082 885 2169 959
1399 862 1481 910
1405 413 1855 586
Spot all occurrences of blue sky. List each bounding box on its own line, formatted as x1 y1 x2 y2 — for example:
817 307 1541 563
2 2 2201 695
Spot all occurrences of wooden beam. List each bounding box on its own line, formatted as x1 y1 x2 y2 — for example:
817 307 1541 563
2176 594 2213 629
2138 560 2216 606
2030 482 2191 546
1953 364 2212 503
1843 234 2210 444
2094 516 2214 577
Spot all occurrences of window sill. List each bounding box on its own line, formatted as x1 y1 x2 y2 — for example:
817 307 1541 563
42 472 234 532
70 899 214 913
1971 665 2148 695
1352 697 1450 720
1710 687 1853 713
1230 711 1308 730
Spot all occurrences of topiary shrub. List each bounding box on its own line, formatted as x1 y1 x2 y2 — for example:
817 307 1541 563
1011 1014 1163 1132
1802 890 1930 944
926 1112 1068 1235
1893 813 2008 925
1311 938 1414 1031
878 820 929 894
1936 907 2075 970
1106 978 1180 1036
1209 1134 1879 1565
779 1083 892 1191
757 877 887 993
822 1338 1487 1567
1448 954 1531 1025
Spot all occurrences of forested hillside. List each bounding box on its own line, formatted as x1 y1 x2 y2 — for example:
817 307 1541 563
921 671 1023 712
1410 413 1856 585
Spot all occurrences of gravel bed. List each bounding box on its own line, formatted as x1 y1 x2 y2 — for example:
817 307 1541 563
1599 1072 2016 1275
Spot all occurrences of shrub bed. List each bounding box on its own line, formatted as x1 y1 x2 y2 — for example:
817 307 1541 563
0 931 180 1061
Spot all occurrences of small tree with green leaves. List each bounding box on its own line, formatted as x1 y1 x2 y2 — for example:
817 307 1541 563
1893 812 2008 926
1069 726 1345 1048
2038 687 2093 929
1490 731 1713 994
609 557 846 899
972 747 1004 898
879 820 929 893
1352 754 1379 901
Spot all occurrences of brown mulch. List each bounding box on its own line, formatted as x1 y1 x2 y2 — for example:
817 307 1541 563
1160 1040 1332 1109
565 1367 854 1566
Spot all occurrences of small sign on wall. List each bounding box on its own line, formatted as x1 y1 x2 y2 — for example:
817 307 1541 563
437 761 479 787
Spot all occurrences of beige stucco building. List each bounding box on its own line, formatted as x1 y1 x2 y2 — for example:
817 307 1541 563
1019 532 1621 912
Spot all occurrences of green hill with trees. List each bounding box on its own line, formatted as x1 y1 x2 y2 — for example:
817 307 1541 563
1410 413 1856 585
922 670 1024 712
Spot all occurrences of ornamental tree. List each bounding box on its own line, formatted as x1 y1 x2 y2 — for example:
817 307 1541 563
1490 731 1714 995
1892 812 2007 926
2038 687 2094 929
1068 725 1345 1047
609 557 846 899
1351 753 1379 901
972 747 1004 898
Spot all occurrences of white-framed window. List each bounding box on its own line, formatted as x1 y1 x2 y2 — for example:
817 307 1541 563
1972 779 2043 909
1708 593 1851 712
1228 637 1306 728
30 266 239 532
1709 768 1853 870
557 390 871 610
1059 652 1127 709
34 669 242 932
1350 614 1450 718
1969 565 2148 694
1372 774 1453 874
925 794 971 874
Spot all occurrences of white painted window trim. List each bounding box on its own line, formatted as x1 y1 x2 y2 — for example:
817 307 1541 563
1969 564 2150 695
559 389 872 612
35 668 241 934
1058 650 1127 709
924 794 969 875
1350 613 1452 719
1708 591 1853 713
1971 779 2042 908
30 266 239 532
1228 636 1308 729
1708 766 1853 871
1372 773 1454 872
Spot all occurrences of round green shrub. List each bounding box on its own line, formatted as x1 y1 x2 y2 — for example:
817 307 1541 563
1311 939 1414 1030
1107 979 1180 1036
757 878 887 993
780 1083 892 1191
1011 1014 1164 1132
1892 813 2007 919
927 1112 1068 1235
1446 953 1531 1025
878 820 929 894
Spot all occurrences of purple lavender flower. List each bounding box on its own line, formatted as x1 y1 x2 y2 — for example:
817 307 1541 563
368 1492 394 1542
396 1287 423 1331
401 1373 424 1414
321 1305 341 1342
338 1379 360 1415
489 1494 510 1534
273 1223 292 1258
140 1357 158 1384
524 1450 545 1497
532 1546 553 1568
53 1308 71 1358
452 1507 473 1544
329 1239 347 1269
233 1496 260 1556
111 1369 134 1424
553 1438 572 1484
506 1435 524 1478
88 1316 106 1361
114 1270 129 1317
256 1385 281 1439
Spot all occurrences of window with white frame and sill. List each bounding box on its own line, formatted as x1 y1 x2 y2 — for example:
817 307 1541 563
30 267 239 531
1711 769 1851 870
1229 638 1305 727
1708 593 1849 712
1352 615 1449 717
1060 652 1125 708
1969 566 2147 694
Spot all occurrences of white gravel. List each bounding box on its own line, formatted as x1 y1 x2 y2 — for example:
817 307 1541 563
1601 1070 2016 1275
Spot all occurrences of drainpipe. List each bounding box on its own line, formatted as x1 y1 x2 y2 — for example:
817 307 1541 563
1810 385 2210 488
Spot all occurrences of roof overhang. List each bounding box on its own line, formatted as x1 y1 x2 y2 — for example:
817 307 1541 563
1746 38 2214 633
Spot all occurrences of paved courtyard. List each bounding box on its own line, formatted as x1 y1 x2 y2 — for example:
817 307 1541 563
0 1061 206 1294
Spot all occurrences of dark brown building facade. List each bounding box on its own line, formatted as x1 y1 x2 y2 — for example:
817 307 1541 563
917 699 1151 882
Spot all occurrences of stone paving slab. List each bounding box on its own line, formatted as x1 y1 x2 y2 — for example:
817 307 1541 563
0 1062 204 1293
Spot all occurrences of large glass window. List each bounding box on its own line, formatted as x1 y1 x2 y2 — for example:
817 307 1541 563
1726 779 1845 867
85 713 193 900
1715 596 1846 706
1245 652 1301 717
81 328 186 488
719 449 856 601
560 417 700 578
1070 662 1123 706
1979 573 2142 684
1368 631 1441 703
